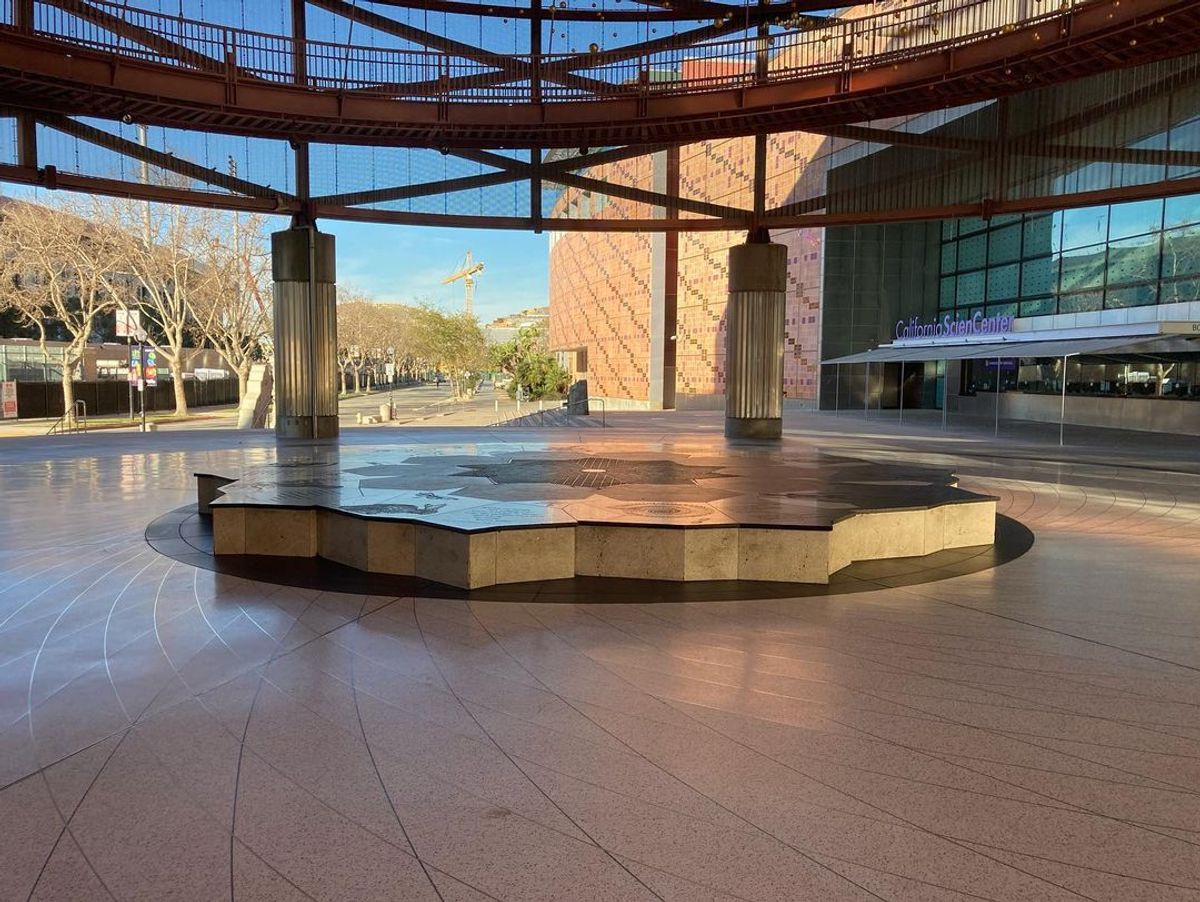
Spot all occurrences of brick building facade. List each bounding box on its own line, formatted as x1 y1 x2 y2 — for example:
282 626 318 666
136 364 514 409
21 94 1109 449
548 129 828 409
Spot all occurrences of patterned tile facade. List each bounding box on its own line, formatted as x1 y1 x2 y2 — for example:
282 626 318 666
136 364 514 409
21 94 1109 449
550 127 828 406
548 156 658 403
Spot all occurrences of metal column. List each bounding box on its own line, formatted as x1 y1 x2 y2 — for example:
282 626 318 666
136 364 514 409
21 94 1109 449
993 359 1001 438
272 227 339 440
1059 354 1069 447
724 237 787 439
941 359 948 430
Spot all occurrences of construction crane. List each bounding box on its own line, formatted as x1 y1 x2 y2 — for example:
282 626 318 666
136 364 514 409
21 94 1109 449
442 250 484 317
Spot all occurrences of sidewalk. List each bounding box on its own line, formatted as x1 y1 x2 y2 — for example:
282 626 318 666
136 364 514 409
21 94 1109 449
0 405 239 437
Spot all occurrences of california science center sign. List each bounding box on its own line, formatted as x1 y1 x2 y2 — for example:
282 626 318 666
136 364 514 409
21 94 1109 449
895 312 1014 342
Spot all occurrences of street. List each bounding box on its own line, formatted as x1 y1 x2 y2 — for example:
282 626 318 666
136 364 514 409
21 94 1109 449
337 381 539 427
0 381 535 436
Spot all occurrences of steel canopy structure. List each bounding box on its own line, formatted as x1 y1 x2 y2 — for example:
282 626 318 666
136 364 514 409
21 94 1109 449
1 0 1199 231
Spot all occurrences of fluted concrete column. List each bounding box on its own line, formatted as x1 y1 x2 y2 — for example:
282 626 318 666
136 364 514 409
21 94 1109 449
272 227 338 439
725 239 787 439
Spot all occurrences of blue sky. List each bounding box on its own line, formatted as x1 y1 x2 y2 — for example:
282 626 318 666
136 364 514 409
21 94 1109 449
4 184 549 324
323 220 550 323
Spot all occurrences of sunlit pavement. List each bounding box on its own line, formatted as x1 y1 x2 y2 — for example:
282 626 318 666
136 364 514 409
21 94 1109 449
2 413 1199 900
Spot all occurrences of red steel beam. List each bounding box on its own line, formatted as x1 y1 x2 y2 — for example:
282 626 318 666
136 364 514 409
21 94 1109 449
5 163 1197 233
0 0 1190 148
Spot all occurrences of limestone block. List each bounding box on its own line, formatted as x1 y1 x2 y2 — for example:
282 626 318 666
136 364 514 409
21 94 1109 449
574 526 689 579
682 529 739 581
495 527 576 584
833 510 927 566
318 511 367 570
212 507 245 555
414 526 497 589
243 508 317 557
922 505 947 556
236 362 273 430
367 520 415 575
737 528 830 583
941 500 997 548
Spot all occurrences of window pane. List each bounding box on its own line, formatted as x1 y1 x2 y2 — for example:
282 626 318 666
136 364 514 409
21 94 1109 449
1058 162 1113 194
940 242 956 273
939 277 956 310
1058 243 1107 293
959 217 987 236
987 263 1020 301
1108 199 1163 240
986 302 1018 318
1162 277 1200 303
1168 117 1200 180
1020 296 1056 317
1161 225 1200 279
942 219 958 241
1022 256 1054 297
1023 215 1054 258
1061 206 1109 250
1115 133 1167 188
988 224 1022 264
1165 194 1200 229
1105 284 1158 308
956 271 985 306
1059 290 1103 313
1106 234 1161 286
958 233 986 270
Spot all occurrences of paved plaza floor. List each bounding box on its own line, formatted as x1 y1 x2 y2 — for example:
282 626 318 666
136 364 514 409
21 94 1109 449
2 412 1199 900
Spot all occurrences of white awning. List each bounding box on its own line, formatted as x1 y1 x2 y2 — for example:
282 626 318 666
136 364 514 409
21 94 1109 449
823 333 1200 365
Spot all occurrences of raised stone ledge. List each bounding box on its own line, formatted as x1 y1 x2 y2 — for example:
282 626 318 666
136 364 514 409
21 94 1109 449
201 445 997 590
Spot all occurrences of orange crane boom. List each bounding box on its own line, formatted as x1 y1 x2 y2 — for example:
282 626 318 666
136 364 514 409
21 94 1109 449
441 249 484 317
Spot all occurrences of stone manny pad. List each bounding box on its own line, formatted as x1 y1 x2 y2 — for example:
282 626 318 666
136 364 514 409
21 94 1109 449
198 440 997 589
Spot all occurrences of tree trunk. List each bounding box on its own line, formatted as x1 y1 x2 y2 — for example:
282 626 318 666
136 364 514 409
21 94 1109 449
353 366 364 393
61 367 76 425
238 365 250 401
171 360 189 416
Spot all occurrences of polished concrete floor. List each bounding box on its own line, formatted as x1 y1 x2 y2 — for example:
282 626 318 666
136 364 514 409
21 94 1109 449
2 413 1200 901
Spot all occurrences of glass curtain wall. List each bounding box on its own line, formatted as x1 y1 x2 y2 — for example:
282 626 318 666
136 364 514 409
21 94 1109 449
940 193 1200 322
962 354 1200 399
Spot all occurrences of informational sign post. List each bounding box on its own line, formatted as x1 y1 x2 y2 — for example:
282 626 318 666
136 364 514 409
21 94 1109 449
144 349 158 387
129 346 142 385
115 309 144 340
1 381 17 420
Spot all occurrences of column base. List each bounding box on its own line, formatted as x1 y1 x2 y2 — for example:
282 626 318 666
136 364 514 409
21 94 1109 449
276 415 340 440
725 416 782 440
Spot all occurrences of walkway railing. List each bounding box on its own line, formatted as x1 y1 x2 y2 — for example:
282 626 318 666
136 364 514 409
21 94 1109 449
46 399 87 436
0 0 1095 104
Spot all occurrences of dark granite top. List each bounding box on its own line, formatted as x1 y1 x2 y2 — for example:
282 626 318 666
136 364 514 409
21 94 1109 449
207 440 994 532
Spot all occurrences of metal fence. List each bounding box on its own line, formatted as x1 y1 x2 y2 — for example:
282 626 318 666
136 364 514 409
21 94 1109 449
1 0 1092 104
14 377 238 419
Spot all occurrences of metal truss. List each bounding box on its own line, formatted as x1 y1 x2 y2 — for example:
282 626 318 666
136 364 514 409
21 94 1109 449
1 0 1199 233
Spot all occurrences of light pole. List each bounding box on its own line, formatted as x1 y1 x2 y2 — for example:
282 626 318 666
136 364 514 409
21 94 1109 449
387 346 395 416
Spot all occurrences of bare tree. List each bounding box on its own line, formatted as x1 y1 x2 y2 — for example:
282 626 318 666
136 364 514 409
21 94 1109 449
0 199 120 421
336 291 380 394
98 197 213 416
191 211 273 399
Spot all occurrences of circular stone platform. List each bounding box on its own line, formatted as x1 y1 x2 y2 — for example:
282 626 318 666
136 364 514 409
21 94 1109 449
192 442 999 591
